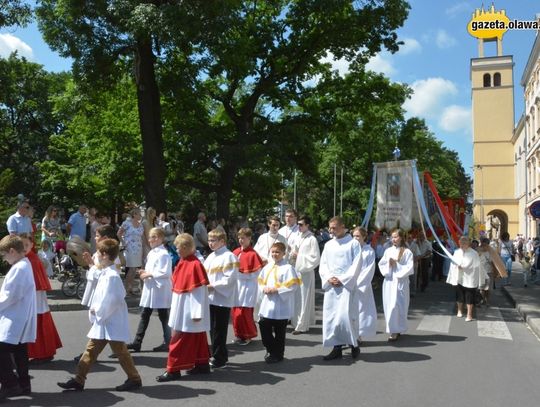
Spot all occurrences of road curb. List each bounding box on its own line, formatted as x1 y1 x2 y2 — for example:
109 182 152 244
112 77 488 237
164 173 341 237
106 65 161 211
502 286 540 339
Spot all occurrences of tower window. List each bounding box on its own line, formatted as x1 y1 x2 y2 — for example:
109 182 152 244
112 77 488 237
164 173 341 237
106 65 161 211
494 72 501 86
483 73 491 87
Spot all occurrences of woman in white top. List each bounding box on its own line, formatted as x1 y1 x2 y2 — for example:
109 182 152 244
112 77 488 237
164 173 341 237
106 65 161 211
446 236 481 322
378 228 414 341
117 208 144 294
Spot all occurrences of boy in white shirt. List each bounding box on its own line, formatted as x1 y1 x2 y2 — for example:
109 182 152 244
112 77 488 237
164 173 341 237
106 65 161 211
0 235 36 401
57 239 142 392
258 242 300 363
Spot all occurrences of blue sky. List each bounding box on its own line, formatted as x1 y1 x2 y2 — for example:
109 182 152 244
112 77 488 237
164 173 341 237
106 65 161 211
0 1 538 176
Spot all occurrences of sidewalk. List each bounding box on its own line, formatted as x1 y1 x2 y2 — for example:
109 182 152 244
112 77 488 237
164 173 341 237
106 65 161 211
501 261 540 339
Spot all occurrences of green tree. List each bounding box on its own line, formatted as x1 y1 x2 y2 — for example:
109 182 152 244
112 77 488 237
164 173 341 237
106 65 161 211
161 0 410 219
38 77 143 213
0 53 69 203
0 0 31 28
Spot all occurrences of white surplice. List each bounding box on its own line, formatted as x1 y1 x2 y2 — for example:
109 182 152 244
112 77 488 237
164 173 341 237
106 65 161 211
254 232 288 263
139 245 172 309
357 243 377 338
258 260 300 320
87 266 131 342
0 258 36 344
203 246 239 308
319 235 362 347
290 231 320 332
169 285 210 333
379 245 414 334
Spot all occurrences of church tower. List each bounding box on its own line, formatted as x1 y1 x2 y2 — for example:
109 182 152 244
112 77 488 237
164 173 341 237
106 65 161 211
471 6 518 237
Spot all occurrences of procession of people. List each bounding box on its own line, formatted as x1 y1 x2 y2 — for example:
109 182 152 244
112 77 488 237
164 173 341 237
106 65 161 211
0 200 524 401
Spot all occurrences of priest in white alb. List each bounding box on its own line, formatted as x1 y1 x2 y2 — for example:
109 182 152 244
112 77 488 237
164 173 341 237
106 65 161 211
319 216 362 361
290 215 320 335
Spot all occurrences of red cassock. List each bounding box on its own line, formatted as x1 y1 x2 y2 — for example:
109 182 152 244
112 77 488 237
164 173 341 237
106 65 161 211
167 254 210 372
231 246 263 340
26 250 62 359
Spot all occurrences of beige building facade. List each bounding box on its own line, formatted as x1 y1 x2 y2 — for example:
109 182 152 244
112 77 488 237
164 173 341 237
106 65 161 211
472 25 540 239
520 30 540 238
471 38 518 238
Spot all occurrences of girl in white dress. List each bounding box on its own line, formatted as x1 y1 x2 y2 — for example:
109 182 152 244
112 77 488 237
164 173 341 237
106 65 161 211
378 228 414 341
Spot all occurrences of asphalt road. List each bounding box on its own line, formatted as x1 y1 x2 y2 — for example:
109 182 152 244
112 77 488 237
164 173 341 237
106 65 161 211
6 280 540 407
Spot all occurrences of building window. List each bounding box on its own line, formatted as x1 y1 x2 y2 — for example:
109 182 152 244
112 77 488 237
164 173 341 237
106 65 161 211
494 72 501 86
483 73 491 87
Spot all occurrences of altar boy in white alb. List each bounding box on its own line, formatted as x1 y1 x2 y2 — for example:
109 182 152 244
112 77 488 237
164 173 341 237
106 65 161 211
258 242 300 363
319 216 362 361
58 239 142 392
204 229 239 369
0 235 36 401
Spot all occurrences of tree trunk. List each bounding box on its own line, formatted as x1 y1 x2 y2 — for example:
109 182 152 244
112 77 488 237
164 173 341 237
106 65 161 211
134 38 166 213
216 162 237 221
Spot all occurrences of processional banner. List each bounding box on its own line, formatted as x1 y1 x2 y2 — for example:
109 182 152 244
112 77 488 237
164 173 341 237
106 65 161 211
374 160 415 230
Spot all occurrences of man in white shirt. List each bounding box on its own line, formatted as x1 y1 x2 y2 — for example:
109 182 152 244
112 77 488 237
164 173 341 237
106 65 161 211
6 201 32 236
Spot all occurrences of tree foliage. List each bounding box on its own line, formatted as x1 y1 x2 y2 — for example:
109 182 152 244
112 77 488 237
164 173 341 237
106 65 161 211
0 53 69 202
38 77 143 213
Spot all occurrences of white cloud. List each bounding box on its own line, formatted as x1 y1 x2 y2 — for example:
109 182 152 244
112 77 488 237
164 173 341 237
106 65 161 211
366 52 396 76
436 29 457 49
319 52 350 77
439 105 472 133
398 37 422 55
403 77 458 119
445 2 471 18
0 33 33 59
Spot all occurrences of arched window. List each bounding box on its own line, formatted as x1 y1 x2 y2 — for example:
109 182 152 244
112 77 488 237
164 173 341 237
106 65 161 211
483 73 491 87
494 72 501 86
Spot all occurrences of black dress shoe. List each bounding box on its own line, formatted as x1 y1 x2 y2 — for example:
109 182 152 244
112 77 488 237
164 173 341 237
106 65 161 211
0 385 24 400
57 378 84 391
350 345 360 359
209 358 227 368
186 364 211 375
323 346 343 360
115 379 142 391
265 354 283 364
156 371 182 382
126 343 141 352
152 343 168 352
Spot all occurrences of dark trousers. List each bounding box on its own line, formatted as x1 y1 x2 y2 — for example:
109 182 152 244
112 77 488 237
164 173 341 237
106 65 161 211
417 258 431 291
258 317 288 359
209 305 230 363
0 342 30 389
134 307 171 345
